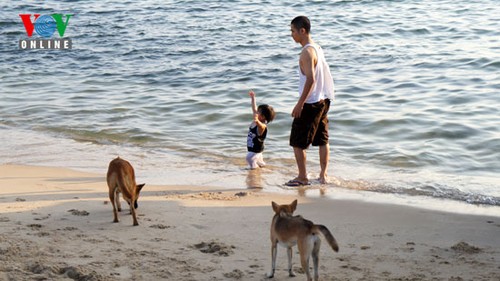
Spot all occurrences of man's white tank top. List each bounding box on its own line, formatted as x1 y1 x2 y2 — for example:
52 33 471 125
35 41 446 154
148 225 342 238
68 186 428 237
299 43 335 104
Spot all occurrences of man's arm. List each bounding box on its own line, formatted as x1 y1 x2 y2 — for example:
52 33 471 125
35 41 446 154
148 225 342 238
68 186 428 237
292 47 317 118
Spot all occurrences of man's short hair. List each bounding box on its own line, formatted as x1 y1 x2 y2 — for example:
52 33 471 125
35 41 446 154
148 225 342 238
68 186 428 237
291 16 311 33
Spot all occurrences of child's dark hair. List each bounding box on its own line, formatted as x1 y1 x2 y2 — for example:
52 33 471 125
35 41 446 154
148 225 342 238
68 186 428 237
258 104 276 124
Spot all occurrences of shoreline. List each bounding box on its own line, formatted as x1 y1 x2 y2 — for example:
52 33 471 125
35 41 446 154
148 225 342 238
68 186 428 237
1 127 499 212
1 164 499 280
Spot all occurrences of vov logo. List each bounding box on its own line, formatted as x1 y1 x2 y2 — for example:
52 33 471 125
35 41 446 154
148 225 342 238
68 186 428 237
19 14 73 50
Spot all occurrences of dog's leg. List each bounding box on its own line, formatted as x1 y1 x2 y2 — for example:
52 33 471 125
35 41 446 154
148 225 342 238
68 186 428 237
115 191 122 212
266 240 277 278
312 237 321 281
109 187 119 223
287 246 296 277
298 238 313 281
130 202 139 226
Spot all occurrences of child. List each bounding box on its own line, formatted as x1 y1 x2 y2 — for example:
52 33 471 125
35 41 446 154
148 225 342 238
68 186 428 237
246 90 275 169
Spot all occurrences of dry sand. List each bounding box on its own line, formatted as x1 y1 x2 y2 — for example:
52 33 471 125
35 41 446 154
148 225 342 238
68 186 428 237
0 164 499 281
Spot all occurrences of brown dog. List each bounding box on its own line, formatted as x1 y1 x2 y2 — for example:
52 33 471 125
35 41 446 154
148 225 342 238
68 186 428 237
106 157 145 226
267 200 338 281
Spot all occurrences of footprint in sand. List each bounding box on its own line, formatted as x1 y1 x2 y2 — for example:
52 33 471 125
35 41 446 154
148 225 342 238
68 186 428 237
27 223 43 229
26 224 50 237
62 227 79 231
451 242 482 254
486 220 500 228
193 241 235 257
34 214 51 221
149 224 172 230
223 269 244 279
67 209 89 216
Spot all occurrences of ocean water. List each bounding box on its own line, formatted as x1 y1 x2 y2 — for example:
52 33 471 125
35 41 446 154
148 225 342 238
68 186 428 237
1 0 499 213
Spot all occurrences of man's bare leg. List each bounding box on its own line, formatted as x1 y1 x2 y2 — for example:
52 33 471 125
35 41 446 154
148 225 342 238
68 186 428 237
319 143 329 184
293 146 308 183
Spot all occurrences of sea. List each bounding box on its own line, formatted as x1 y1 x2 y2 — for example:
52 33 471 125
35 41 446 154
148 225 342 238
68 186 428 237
1 0 499 216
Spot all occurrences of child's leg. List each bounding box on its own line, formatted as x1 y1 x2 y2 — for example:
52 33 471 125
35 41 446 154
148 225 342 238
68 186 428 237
246 152 259 169
256 153 266 167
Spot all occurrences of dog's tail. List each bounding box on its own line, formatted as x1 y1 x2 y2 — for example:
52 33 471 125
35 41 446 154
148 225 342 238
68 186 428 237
314 224 339 252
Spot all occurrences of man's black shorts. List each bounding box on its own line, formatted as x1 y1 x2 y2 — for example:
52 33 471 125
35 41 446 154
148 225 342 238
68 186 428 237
289 99 330 149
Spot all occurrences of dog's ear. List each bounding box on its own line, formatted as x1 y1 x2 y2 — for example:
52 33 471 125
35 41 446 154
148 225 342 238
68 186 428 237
291 199 298 212
137 183 145 191
272 201 279 213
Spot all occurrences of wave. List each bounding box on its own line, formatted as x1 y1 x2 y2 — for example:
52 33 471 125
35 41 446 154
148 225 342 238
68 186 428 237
330 176 500 206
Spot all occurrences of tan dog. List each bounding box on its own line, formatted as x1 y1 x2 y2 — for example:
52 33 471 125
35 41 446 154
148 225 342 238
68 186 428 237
267 200 338 281
106 157 145 226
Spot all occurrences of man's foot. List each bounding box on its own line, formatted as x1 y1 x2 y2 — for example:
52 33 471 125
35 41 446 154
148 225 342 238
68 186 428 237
318 176 329 184
285 178 310 187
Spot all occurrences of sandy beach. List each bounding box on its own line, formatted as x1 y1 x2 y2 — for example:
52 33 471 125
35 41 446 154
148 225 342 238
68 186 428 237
0 164 499 281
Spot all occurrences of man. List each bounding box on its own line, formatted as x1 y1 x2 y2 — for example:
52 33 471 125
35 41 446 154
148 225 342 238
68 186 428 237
286 16 335 186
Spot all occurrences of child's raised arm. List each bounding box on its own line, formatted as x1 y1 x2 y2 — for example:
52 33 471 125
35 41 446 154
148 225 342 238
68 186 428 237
249 90 267 135
248 90 258 115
